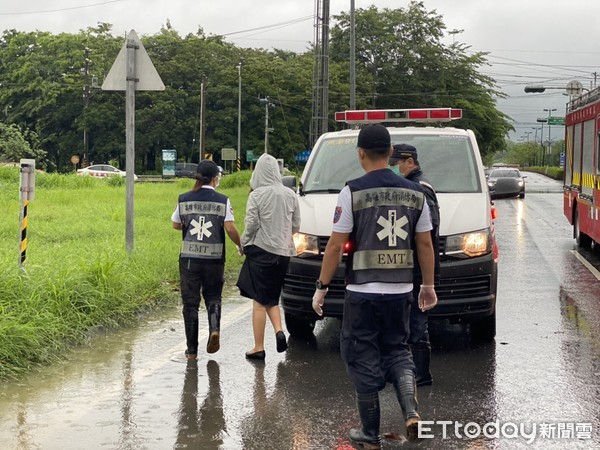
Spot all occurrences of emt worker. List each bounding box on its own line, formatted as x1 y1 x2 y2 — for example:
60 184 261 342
312 124 437 447
237 153 300 361
172 160 242 359
390 143 440 387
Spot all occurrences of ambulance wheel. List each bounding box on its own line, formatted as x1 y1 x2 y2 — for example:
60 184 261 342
470 311 496 343
575 211 592 248
284 313 315 337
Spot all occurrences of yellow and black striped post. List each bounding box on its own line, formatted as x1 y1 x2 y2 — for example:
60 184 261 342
237 157 241 172
19 159 36 268
20 199 28 266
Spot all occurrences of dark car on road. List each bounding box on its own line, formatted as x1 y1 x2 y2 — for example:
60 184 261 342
175 163 198 178
487 168 526 199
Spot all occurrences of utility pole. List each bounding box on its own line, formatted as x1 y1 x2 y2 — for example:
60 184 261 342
543 108 557 166
199 81 206 161
264 99 269 153
259 96 274 153
83 47 91 166
310 0 330 147
349 0 356 109
237 60 242 170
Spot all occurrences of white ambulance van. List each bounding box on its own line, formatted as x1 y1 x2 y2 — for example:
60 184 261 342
281 108 498 341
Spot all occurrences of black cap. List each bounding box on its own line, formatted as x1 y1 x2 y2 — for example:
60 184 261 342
390 144 418 163
197 160 221 179
357 124 391 151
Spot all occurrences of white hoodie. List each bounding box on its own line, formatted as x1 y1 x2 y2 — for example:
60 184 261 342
241 154 300 256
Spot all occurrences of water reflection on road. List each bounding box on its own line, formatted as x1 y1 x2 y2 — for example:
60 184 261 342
1 192 600 448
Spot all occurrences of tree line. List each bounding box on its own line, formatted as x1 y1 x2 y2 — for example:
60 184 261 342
0 1 513 173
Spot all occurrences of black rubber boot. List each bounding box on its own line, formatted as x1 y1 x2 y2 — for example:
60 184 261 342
348 391 381 449
411 346 433 387
183 306 199 358
206 303 221 354
392 369 420 441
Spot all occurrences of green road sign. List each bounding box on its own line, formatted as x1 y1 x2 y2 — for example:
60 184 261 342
246 150 259 162
547 116 565 126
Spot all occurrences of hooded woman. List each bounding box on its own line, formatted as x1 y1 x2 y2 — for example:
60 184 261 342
237 153 301 360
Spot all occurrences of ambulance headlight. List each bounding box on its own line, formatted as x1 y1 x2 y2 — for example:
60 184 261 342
293 233 319 256
445 229 492 258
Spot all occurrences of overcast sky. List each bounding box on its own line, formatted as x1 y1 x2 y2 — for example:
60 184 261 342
2 0 599 142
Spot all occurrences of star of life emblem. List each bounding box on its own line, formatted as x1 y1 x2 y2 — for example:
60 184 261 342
190 216 213 240
376 211 408 246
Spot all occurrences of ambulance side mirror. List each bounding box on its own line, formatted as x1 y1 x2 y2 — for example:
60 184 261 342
282 175 297 192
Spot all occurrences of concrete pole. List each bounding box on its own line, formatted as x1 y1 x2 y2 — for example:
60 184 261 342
237 62 242 169
264 99 269 154
199 82 204 161
349 0 356 109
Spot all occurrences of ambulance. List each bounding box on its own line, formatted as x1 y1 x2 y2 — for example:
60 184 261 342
281 108 498 342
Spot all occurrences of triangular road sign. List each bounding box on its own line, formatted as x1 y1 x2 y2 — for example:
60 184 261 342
102 30 165 91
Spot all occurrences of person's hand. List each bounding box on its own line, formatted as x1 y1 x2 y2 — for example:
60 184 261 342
237 245 244 256
418 285 437 312
312 288 328 316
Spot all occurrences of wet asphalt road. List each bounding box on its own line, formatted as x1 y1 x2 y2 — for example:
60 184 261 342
1 172 599 449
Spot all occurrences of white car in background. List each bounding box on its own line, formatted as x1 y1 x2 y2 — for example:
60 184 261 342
77 164 138 181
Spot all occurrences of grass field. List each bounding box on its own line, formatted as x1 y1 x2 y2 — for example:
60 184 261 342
0 167 251 380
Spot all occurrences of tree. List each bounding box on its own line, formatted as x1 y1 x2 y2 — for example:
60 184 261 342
0 122 46 163
507 140 539 166
329 1 513 156
0 5 515 171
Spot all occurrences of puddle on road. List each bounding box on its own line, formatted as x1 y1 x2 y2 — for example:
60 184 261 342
0 295 251 449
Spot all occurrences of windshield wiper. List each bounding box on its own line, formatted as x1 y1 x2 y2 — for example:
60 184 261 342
302 188 341 194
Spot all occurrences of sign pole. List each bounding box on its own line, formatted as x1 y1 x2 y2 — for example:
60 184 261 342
125 36 137 253
101 29 164 254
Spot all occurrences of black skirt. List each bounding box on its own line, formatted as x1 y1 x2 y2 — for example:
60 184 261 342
236 245 290 307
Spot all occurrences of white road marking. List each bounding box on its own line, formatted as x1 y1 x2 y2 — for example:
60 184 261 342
570 250 600 281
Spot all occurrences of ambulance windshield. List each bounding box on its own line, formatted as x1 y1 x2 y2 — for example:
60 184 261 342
303 133 481 194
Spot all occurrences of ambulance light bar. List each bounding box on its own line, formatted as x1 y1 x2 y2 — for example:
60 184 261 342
334 108 462 124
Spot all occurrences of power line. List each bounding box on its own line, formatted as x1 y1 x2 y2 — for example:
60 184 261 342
220 16 313 37
0 0 124 15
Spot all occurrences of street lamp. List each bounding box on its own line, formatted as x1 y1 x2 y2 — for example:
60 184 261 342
543 108 557 165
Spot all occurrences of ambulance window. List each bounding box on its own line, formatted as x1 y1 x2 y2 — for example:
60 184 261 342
391 135 480 193
303 138 363 191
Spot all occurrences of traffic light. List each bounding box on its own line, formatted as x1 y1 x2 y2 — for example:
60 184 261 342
524 86 546 93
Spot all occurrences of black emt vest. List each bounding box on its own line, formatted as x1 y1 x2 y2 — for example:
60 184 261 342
346 168 426 285
178 188 228 262
405 168 441 284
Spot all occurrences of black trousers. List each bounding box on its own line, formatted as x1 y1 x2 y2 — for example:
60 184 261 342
179 258 225 353
340 291 415 394
179 258 225 309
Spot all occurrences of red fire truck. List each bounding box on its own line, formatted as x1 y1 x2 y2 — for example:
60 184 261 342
564 88 600 247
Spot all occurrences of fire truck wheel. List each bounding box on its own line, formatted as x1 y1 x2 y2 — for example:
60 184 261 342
574 211 592 248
